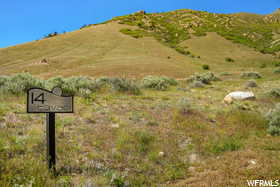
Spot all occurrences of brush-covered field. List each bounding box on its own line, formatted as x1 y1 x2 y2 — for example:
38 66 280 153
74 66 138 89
0 70 280 186
1 8 280 187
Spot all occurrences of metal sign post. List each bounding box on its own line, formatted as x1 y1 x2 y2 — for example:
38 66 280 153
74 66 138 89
27 87 74 171
46 112 56 170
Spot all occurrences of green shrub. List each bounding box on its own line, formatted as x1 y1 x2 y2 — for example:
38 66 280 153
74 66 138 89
274 68 280 74
94 77 141 95
48 76 97 96
0 76 8 87
44 32 58 38
260 63 266 68
219 72 232 76
225 57 235 62
0 73 46 95
273 61 280 67
109 77 141 95
208 136 243 154
119 28 146 38
160 76 178 86
146 121 159 126
268 88 280 98
176 98 192 114
116 130 155 154
202 64 210 70
241 72 262 79
47 76 76 96
265 103 280 136
94 77 111 88
245 80 258 88
142 76 177 91
186 72 220 85
267 126 280 136
134 131 155 153
190 80 204 88
175 47 191 56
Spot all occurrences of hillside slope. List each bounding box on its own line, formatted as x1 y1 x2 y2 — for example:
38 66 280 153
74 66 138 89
0 9 280 78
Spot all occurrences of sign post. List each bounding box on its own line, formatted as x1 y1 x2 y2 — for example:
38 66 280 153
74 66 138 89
46 112 56 170
27 87 74 171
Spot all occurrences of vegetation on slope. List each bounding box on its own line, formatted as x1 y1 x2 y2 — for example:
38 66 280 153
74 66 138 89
114 9 280 55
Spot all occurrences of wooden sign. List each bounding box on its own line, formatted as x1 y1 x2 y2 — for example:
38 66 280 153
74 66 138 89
27 87 74 172
27 87 73 113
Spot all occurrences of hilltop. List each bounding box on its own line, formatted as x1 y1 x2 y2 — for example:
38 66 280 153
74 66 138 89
0 9 280 78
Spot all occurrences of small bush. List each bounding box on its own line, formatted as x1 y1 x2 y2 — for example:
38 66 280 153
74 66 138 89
267 126 280 136
274 68 280 74
190 80 204 88
134 131 155 153
146 121 159 126
116 130 155 154
142 76 177 91
109 77 141 95
265 103 280 136
208 136 243 154
94 77 141 95
119 28 145 38
176 98 193 115
273 61 280 67
175 47 191 56
202 64 210 70
219 72 232 76
241 72 262 79
186 72 220 85
48 76 100 96
225 57 234 62
0 76 8 87
44 32 58 38
268 88 280 98
259 63 266 68
48 77 76 96
245 80 258 88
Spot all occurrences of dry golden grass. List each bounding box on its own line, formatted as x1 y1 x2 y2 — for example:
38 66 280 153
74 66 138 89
0 22 200 79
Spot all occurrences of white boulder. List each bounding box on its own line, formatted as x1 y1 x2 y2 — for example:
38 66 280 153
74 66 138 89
224 91 255 104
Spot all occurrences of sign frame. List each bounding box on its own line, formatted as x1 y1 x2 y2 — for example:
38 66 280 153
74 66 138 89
27 87 74 114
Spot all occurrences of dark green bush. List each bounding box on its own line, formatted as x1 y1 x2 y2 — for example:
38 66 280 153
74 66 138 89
44 32 58 38
225 57 235 62
175 47 191 56
202 64 210 70
273 61 280 67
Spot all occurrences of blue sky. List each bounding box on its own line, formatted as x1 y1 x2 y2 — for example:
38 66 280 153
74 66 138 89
0 0 279 48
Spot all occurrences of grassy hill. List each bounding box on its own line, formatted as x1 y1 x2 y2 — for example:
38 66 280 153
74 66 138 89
1 9 280 187
1 9 280 78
